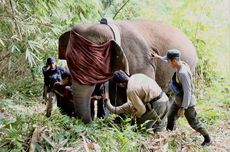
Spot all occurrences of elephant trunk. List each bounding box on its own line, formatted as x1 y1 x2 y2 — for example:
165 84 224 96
72 80 95 123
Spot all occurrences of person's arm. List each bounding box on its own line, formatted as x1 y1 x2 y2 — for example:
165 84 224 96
42 66 51 75
91 95 102 100
127 91 146 118
152 52 167 62
179 73 192 109
52 83 65 97
105 99 134 114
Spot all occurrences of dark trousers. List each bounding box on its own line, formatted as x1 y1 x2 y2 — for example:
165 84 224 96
136 99 170 132
90 99 105 119
167 102 209 135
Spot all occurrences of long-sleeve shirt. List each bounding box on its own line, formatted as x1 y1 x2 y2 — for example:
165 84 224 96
176 62 196 108
42 65 64 91
106 99 134 115
106 74 168 118
127 74 168 118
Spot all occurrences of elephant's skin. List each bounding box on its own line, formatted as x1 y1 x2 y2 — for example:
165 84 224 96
58 19 198 123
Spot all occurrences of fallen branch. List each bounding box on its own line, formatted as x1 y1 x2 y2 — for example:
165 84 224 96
0 53 10 63
29 127 39 152
0 141 10 148
53 139 68 152
80 134 89 152
41 134 55 148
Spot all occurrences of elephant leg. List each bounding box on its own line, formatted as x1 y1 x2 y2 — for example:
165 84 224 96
72 80 96 123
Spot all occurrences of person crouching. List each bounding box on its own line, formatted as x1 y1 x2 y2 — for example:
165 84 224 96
105 70 170 132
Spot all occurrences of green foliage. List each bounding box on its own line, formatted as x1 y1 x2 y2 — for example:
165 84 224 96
0 100 145 151
0 74 43 100
1 0 227 98
0 0 229 151
0 0 101 80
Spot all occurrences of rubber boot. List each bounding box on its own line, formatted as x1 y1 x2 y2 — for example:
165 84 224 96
197 128 211 146
201 134 211 146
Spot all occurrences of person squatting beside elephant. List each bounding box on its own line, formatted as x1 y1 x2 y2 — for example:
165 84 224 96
42 60 106 118
105 70 170 132
52 71 76 117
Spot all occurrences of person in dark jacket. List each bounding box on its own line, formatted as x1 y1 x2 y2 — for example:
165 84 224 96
153 49 211 146
42 57 64 117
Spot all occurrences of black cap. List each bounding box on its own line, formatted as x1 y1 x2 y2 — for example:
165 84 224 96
112 70 129 83
46 57 56 65
100 18 108 25
61 71 71 79
162 49 181 60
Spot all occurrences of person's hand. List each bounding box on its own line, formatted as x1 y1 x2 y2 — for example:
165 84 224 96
131 107 137 113
151 52 161 59
42 98 48 104
177 107 185 117
91 95 102 100
132 108 141 118
46 66 50 71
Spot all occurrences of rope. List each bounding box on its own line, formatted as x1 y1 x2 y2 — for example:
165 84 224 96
115 84 117 114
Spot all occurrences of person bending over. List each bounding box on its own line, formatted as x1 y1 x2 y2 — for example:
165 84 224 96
105 70 170 132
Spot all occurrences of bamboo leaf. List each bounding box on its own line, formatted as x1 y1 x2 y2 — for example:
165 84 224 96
0 38 5 47
25 48 39 67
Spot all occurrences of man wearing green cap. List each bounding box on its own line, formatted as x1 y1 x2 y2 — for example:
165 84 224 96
153 49 211 146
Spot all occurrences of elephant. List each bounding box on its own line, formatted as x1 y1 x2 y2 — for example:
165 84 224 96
58 19 198 123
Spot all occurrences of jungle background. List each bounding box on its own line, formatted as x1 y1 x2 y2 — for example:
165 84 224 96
0 0 229 151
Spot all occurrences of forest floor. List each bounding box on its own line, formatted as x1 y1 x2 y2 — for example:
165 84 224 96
0 71 229 151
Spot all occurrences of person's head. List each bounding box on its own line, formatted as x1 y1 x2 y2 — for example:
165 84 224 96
46 57 56 69
163 49 181 69
112 70 129 88
61 71 72 85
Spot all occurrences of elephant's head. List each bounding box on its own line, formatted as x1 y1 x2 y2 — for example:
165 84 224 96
58 23 128 122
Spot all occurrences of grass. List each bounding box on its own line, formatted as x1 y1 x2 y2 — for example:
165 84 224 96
0 75 229 152
0 61 229 152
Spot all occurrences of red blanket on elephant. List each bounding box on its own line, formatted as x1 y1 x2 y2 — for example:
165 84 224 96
66 30 113 84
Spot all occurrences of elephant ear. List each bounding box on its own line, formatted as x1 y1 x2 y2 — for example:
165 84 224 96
111 41 130 75
58 31 70 59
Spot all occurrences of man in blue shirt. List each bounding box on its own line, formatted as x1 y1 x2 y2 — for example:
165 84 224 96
42 57 64 117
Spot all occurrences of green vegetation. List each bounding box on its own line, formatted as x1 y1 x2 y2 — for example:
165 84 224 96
0 0 229 151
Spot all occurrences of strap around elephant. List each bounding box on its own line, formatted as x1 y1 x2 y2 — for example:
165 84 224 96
100 18 129 75
100 18 121 45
